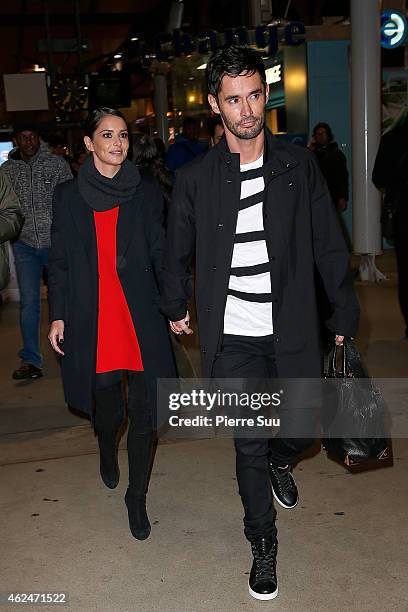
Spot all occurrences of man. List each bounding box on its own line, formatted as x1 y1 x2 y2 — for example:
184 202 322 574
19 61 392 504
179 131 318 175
161 46 359 601
309 122 349 212
372 119 408 339
0 124 72 379
165 116 205 172
0 174 23 296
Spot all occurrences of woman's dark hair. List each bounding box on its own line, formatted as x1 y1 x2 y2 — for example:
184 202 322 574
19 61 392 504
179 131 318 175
133 133 173 207
84 107 127 139
312 122 334 142
206 45 266 98
208 115 223 140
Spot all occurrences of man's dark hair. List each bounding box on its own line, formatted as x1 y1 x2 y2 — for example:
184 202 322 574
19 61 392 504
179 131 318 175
312 122 334 142
206 45 266 97
84 107 127 139
13 122 40 137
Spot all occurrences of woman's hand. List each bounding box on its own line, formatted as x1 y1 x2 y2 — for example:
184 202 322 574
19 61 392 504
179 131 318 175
169 311 193 336
48 320 65 355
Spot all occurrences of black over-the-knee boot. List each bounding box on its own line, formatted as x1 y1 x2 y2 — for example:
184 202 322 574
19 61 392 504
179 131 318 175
125 373 156 540
94 382 124 489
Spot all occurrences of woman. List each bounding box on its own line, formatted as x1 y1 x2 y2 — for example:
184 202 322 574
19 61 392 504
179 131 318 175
309 122 349 212
132 133 172 213
48 107 176 540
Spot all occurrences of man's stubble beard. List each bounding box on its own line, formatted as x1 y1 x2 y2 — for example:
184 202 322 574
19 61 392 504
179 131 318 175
220 112 265 141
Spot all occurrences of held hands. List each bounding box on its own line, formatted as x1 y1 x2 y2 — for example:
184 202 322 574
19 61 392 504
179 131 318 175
169 311 193 336
48 320 65 355
335 335 345 346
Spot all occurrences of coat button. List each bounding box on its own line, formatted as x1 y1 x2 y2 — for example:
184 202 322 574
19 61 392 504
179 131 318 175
271 170 275 175
227 179 232 184
275 336 280 343
201 348 207 354
270 255 276 261
286 162 291 168
206 307 211 312
218 223 224 228
212 266 217 271
288 181 294 187
226 160 231 165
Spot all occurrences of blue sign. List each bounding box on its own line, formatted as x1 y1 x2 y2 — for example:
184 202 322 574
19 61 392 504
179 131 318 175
381 11 408 49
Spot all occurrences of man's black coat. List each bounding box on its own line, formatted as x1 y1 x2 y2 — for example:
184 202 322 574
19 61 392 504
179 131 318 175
161 130 359 378
48 177 176 416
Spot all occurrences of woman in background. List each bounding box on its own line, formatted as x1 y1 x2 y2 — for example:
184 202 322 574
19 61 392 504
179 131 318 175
133 133 172 215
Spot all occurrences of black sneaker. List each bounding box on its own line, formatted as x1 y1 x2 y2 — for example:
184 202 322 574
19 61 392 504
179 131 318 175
248 537 278 601
269 461 298 509
12 362 43 380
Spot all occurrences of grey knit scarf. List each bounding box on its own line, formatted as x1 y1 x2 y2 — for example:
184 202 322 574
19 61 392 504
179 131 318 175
78 155 141 211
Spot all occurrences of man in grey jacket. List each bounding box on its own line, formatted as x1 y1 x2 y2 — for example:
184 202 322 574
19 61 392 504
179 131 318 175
0 124 72 379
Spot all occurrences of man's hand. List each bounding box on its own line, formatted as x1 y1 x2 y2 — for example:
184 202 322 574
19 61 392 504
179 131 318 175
169 311 193 336
335 334 344 346
48 319 65 355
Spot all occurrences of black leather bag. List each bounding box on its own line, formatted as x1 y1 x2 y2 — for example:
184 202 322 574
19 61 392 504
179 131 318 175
322 339 392 471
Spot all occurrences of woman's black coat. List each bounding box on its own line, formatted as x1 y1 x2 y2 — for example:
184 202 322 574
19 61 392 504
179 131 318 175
48 176 176 416
161 130 359 379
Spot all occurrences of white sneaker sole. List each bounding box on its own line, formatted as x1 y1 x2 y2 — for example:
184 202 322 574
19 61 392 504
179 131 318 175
272 487 298 509
248 583 279 600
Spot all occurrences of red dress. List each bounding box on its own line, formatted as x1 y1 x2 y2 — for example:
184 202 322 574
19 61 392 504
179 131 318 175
94 207 144 373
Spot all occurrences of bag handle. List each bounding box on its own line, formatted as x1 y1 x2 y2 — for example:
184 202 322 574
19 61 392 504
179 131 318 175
326 337 367 379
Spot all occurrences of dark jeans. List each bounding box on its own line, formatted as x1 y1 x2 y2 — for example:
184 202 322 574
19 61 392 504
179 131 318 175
212 335 315 542
12 240 49 368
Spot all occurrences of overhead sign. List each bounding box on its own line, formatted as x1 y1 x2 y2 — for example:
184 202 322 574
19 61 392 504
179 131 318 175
381 11 408 49
155 22 306 61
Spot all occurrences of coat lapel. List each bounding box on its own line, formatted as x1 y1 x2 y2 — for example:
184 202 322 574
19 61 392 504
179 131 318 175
116 190 142 266
69 190 97 261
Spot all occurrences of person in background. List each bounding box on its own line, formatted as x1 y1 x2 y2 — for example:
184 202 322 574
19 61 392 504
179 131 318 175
309 122 349 212
165 117 205 172
47 135 67 157
0 123 72 380
153 136 166 163
133 133 172 212
0 174 24 303
70 146 88 177
373 116 408 339
48 107 176 540
209 115 225 147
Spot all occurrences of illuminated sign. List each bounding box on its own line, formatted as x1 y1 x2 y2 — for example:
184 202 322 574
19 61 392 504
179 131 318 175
381 11 408 49
155 22 306 61
266 64 282 85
